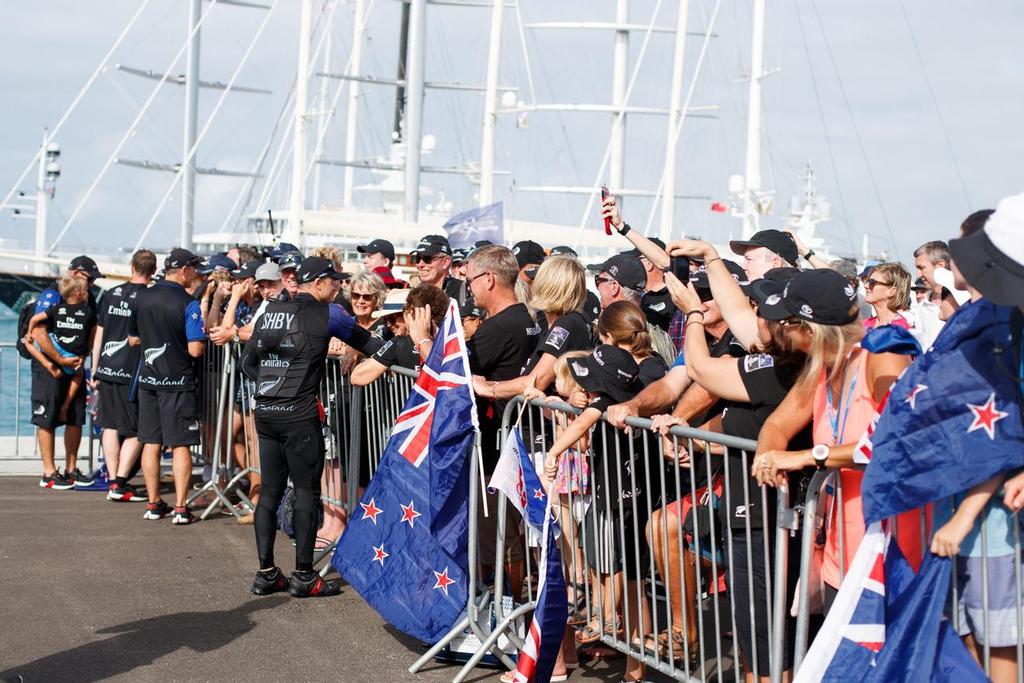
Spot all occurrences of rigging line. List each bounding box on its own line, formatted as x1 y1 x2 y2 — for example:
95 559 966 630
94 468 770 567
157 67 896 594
809 0 899 260
0 0 157 214
792 0 854 253
48 0 224 254
640 0 722 236
511 0 537 105
571 0 666 250
106 75 181 159
132 0 283 252
895 0 970 209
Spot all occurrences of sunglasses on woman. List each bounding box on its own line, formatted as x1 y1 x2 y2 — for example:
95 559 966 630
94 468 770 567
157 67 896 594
350 291 376 302
864 278 892 289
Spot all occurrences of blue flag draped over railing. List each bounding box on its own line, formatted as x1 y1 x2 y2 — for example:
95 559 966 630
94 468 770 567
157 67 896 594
333 301 477 643
862 300 1024 524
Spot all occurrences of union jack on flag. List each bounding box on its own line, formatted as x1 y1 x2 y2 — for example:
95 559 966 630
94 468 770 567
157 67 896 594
392 304 473 468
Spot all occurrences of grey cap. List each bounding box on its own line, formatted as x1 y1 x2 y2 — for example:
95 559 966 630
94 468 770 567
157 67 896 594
255 262 281 282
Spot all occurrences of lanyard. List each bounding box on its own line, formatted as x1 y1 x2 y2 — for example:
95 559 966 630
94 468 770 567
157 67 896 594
826 358 859 445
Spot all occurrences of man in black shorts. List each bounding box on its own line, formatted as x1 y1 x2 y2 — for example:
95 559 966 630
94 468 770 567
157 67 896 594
93 250 156 502
241 257 383 598
128 248 207 525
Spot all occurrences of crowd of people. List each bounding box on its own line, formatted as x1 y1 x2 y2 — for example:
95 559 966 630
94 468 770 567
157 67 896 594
20 189 1024 680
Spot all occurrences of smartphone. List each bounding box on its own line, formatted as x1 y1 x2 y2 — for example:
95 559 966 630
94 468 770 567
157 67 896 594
670 254 690 282
601 185 612 235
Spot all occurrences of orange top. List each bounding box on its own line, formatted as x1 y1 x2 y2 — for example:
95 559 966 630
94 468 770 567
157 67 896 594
813 347 926 588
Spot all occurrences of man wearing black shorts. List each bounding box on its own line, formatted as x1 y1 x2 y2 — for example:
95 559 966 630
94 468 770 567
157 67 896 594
241 257 383 598
128 248 207 524
93 250 156 502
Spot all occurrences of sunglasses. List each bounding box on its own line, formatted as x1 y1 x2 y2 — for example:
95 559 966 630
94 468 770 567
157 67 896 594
467 271 492 285
594 276 615 287
350 291 376 302
865 278 892 289
779 317 805 328
414 253 445 264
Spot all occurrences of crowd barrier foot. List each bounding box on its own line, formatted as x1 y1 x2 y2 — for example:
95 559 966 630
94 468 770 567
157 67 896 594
187 474 246 521
408 590 518 676
452 600 536 683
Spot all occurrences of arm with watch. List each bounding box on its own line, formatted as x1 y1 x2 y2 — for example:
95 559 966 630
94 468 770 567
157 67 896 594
784 229 830 269
600 194 670 268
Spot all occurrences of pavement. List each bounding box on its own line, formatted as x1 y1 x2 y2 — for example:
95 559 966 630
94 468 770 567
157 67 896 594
0 476 635 683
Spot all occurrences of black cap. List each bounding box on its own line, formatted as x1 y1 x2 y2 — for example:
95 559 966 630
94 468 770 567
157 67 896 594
550 245 578 258
512 240 546 268
68 255 102 280
268 242 300 261
357 239 396 262
586 253 646 291
640 288 674 331
729 229 799 267
410 235 452 260
278 251 304 271
460 298 484 319
165 248 201 270
757 268 859 325
295 256 349 284
689 259 748 290
568 344 640 404
949 199 1024 307
451 248 469 264
741 267 799 306
625 238 667 258
910 276 929 292
230 260 262 280
581 290 601 324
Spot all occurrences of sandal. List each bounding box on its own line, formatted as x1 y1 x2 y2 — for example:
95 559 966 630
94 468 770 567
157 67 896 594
314 535 337 552
499 671 567 683
640 629 700 667
576 619 622 645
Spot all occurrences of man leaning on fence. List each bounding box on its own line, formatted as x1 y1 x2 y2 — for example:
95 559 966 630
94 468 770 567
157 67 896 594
129 248 207 526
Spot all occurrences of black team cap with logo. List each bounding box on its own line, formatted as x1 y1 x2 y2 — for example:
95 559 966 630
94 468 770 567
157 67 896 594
567 344 640 404
295 256 350 284
511 240 546 268
729 229 799 267
756 268 859 325
68 255 102 279
164 248 201 270
356 239 396 262
586 253 647 292
410 235 452 260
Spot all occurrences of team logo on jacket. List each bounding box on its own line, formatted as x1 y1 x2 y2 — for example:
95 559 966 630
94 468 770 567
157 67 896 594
257 378 282 395
144 343 168 365
102 338 129 357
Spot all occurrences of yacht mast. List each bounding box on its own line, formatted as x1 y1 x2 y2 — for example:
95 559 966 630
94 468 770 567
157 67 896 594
312 26 332 209
342 0 367 208
34 130 50 276
403 0 427 221
609 0 629 198
286 0 313 246
478 0 504 208
741 0 766 239
180 0 201 250
658 0 690 242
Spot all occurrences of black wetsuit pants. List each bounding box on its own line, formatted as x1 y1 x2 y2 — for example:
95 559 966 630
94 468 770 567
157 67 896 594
254 415 325 572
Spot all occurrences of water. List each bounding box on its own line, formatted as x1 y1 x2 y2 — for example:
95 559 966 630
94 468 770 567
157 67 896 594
0 319 47 436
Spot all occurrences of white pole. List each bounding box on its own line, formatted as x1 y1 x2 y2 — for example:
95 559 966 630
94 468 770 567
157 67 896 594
478 0 504 207
403 0 427 222
34 129 49 276
342 0 367 208
742 0 766 239
180 0 202 250
658 0 690 242
311 25 332 210
287 0 313 246
610 0 629 196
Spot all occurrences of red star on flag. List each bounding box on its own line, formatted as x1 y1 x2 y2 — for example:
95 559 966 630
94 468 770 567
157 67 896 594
966 393 1008 440
433 567 456 596
400 500 422 528
905 384 928 410
360 498 383 525
372 544 389 566
533 488 545 500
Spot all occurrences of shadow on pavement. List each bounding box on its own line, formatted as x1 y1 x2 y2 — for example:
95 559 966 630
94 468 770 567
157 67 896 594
0 596 285 682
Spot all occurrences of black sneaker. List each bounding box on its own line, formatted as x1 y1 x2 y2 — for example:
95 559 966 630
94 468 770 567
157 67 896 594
171 506 196 526
66 468 95 488
143 500 173 520
107 482 147 502
251 567 288 596
288 570 341 598
39 471 74 490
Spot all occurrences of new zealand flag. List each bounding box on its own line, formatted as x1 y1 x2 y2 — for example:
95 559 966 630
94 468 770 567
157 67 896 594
333 301 478 643
861 300 1024 524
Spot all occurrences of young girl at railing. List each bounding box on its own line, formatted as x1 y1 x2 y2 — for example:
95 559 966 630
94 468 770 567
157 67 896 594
541 300 668 683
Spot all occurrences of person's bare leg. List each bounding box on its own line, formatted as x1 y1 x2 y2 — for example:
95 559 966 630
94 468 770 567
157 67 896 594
116 437 142 479
101 429 121 478
37 427 56 476
623 579 650 681
318 458 346 540
243 411 260 505
172 446 192 508
141 443 162 503
63 425 81 472
987 646 1018 683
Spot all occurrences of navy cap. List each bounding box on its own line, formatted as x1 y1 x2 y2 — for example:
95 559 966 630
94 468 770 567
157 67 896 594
268 242 300 261
197 253 238 275
165 248 201 270
451 248 469 264
68 255 102 279
357 239 396 262
278 251 304 271
230 260 262 280
295 256 349 284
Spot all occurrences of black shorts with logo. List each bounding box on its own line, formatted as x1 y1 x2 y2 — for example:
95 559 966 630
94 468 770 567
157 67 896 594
31 367 86 429
138 387 201 448
97 380 138 437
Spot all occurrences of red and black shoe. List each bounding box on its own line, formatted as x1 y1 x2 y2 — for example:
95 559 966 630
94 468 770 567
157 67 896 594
288 570 341 598
171 506 196 526
251 567 288 596
143 500 173 520
107 482 147 502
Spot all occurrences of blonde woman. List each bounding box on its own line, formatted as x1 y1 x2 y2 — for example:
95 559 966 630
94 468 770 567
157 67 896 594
863 261 913 330
474 255 593 399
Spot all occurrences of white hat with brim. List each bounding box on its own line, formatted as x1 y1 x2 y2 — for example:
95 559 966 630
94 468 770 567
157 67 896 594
950 192 1024 307
370 288 410 319
931 266 971 306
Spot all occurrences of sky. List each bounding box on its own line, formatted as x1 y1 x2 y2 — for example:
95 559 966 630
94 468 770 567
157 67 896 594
1 0 1022 265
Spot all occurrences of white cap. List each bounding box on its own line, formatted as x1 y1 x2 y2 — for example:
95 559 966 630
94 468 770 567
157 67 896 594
932 266 970 305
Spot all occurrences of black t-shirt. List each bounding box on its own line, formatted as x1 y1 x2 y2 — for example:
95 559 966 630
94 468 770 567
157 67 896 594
520 310 594 376
45 301 96 358
129 280 207 392
467 302 541 470
95 282 144 385
637 354 668 388
372 335 420 370
719 353 812 529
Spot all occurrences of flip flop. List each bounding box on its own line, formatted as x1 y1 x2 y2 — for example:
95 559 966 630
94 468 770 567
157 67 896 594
499 671 567 683
314 535 337 551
